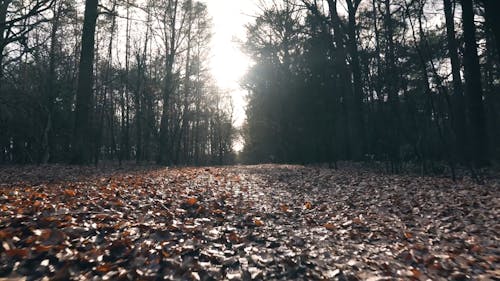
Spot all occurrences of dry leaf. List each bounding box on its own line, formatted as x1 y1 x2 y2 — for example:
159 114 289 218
280 204 289 212
186 197 198 206
254 219 264 226
411 268 422 278
304 201 312 209
6 248 29 258
324 223 336 231
64 189 76 196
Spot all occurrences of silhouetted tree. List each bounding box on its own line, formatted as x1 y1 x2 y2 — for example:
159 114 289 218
460 0 488 167
71 0 98 164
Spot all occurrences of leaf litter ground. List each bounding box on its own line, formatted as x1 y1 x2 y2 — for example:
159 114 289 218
0 164 498 280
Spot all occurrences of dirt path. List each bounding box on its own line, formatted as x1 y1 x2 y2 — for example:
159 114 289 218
0 165 498 280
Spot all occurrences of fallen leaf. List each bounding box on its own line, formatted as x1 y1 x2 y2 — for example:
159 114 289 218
254 219 264 226
186 197 198 206
64 189 76 196
279 204 289 212
304 201 312 209
96 264 115 273
411 268 422 278
324 223 336 231
6 248 29 258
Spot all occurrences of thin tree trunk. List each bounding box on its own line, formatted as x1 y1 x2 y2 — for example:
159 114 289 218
159 0 179 165
346 0 364 160
384 0 401 172
41 0 63 164
444 0 467 163
0 0 12 91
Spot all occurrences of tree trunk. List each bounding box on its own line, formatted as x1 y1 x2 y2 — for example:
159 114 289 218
443 0 467 163
325 0 353 160
41 0 64 164
176 0 193 164
0 0 12 89
122 0 131 162
158 0 179 165
460 0 488 167
71 0 98 164
482 0 500 63
384 0 401 171
346 0 364 160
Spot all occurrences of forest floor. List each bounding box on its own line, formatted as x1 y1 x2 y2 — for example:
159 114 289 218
0 164 498 280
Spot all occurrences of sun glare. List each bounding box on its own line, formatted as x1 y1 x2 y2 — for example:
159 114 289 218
210 44 251 90
204 0 256 132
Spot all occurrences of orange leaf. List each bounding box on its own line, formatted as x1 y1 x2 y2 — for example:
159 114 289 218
64 189 76 196
186 197 198 206
6 248 29 258
212 209 224 215
254 219 264 226
324 223 336 231
304 202 312 209
411 268 422 278
0 230 11 239
34 245 53 253
113 199 125 207
25 236 37 244
96 264 114 273
404 232 413 239
33 192 47 199
280 204 289 212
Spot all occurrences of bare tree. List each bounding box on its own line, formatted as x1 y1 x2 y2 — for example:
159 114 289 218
460 0 488 167
71 0 98 164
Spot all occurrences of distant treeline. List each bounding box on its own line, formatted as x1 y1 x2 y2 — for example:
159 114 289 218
0 0 235 165
241 0 499 173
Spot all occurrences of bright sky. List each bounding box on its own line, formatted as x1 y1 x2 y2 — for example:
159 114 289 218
202 0 257 128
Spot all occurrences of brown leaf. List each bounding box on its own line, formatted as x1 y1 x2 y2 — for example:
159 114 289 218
34 245 53 253
228 232 241 243
6 248 29 258
0 229 12 239
186 197 198 206
411 268 422 278
279 204 289 212
324 223 336 231
33 200 42 208
96 264 115 273
254 219 264 227
353 217 363 224
64 189 77 196
212 208 224 215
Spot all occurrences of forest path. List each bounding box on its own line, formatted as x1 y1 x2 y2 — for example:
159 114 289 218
0 165 498 280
